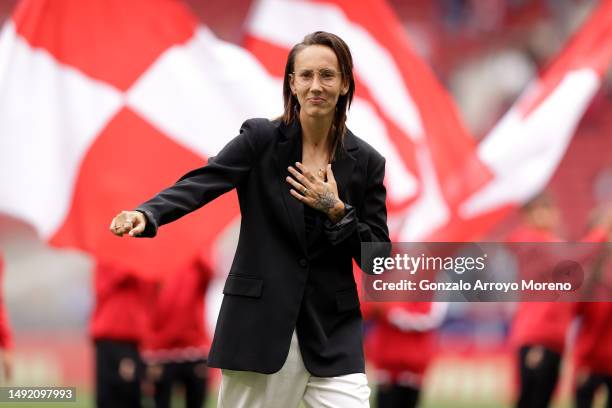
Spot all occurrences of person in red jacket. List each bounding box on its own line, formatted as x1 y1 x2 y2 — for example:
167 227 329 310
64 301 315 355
507 193 575 408
573 208 612 408
574 302 612 408
366 301 447 408
142 251 213 408
90 261 156 408
0 252 13 383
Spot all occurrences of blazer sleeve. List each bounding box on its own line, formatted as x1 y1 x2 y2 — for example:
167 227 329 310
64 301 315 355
135 120 259 237
323 154 390 268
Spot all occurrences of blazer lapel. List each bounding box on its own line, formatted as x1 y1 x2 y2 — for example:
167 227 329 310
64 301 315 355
331 130 358 203
276 120 307 254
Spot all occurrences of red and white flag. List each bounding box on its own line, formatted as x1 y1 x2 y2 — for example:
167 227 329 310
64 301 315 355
433 0 612 240
244 0 492 241
0 0 280 277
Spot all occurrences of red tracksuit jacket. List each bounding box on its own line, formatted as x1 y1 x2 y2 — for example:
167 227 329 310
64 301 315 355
574 227 612 375
366 302 445 384
142 255 212 362
89 261 155 343
574 302 612 375
508 226 575 353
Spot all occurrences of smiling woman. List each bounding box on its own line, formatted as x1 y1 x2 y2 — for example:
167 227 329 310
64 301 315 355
109 31 389 408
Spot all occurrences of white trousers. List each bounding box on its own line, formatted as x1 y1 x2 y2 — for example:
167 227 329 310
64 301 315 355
217 331 370 408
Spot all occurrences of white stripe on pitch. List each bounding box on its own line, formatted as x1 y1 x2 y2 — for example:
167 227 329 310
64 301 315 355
0 22 124 238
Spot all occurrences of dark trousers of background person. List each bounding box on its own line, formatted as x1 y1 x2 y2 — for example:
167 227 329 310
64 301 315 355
154 359 208 408
576 373 612 408
377 383 420 408
516 345 562 408
95 339 144 408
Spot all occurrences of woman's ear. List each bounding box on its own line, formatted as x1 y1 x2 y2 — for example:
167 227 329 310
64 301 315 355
340 80 349 96
289 74 297 96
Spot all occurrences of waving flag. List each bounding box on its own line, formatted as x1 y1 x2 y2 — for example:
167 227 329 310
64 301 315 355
437 0 612 240
0 0 279 277
244 0 492 241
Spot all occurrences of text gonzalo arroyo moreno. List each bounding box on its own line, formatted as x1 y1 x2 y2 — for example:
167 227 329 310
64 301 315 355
369 253 573 294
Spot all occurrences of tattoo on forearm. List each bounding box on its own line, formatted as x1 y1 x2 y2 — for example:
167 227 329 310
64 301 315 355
314 187 338 213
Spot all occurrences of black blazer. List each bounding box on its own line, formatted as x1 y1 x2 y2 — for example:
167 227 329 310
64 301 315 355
136 118 389 376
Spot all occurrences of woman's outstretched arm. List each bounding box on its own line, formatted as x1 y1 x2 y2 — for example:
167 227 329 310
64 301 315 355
109 119 261 238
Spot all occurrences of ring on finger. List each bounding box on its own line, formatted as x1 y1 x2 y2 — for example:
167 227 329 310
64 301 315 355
302 187 308 195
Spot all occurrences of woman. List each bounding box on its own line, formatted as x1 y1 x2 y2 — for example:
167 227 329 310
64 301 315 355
110 31 389 408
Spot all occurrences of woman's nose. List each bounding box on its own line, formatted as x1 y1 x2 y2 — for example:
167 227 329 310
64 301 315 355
310 75 323 90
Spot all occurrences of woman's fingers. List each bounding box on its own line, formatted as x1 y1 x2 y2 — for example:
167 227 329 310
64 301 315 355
110 211 145 237
288 165 313 188
285 175 305 192
128 213 146 236
289 188 306 201
295 162 317 183
287 178 312 202
128 223 145 237
287 163 339 209
109 214 125 236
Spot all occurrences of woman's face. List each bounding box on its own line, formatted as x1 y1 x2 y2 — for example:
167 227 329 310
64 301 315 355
290 45 349 121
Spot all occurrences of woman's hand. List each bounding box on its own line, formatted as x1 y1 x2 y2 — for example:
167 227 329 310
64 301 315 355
109 211 147 237
286 162 345 223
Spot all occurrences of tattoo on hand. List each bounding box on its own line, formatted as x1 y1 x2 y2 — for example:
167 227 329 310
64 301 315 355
314 187 338 213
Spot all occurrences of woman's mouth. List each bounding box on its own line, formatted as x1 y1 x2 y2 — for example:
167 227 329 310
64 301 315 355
308 97 326 105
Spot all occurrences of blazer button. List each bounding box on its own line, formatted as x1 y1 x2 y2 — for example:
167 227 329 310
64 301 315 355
298 259 308 268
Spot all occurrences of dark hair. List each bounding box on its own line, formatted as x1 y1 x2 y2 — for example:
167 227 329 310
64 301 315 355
281 31 355 159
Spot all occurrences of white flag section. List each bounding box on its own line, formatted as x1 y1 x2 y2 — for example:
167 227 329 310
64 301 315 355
460 0 612 220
